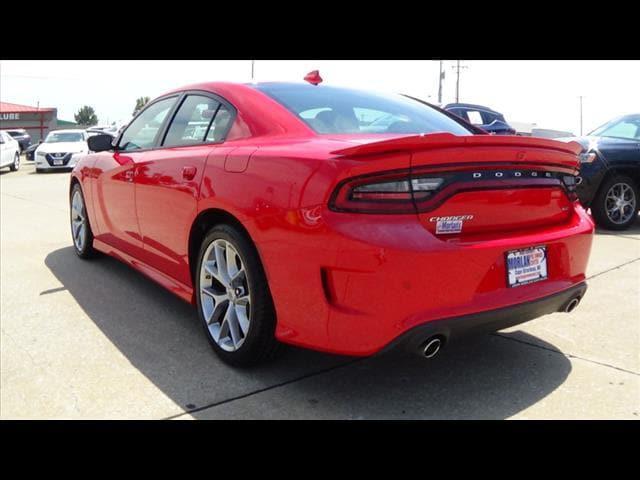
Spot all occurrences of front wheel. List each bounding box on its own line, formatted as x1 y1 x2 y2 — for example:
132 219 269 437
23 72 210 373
70 183 97 258
9 153 20 171
591 175 638 230
195 224 282 367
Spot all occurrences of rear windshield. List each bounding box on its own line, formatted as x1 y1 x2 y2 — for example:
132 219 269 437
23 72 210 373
255 83 473 136
7 131 25 137
45 132 84 143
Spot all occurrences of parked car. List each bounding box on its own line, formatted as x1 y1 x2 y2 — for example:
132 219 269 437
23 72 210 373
444 103 516 135
71 81 593 366
4 128 32 151
34 129 89 173
86 125 119 137
557 114 640 230
0 130 21 171
25 142 39 161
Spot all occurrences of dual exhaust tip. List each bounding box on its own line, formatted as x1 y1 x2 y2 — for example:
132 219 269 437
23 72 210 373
418 296 582 359
564 296 581 313
421 336 444 359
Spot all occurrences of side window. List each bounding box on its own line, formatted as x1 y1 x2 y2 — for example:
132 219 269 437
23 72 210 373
466 110 484 125
204 104 233 143
0 133 5 144
449 109 467 121
163 95 221 147
118 97 177 151
481 111 499 125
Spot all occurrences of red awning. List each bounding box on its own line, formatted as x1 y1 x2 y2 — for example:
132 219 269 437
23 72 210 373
0 101 55 113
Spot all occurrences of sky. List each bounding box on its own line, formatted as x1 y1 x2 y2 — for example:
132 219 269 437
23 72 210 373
1 60 639 135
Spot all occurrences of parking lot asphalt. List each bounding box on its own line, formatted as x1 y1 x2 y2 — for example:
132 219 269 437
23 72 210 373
1 158 639 419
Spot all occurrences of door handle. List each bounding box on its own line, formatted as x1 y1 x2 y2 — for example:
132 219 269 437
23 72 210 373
182 165 197 181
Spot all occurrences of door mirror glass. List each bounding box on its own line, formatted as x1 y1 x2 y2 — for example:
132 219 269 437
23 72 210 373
87 133 114 152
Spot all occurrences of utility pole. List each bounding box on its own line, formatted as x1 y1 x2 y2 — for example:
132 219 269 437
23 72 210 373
579 95 584 135
456 60 460 103
437 60 444 104
451 60 468 103
251 60 255 81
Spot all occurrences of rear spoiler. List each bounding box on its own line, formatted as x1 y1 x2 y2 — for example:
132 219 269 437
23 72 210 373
330 133 584 158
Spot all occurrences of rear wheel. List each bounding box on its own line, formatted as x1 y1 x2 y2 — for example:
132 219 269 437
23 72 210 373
70 183 97 258
195 224 282 367
9 153 19 172
592 175 638 230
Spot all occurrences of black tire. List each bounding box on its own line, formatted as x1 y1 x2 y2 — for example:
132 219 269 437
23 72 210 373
70 183 98 259
36 168 44 173
195 224 283 367
591 175 639 231
9 153 19 172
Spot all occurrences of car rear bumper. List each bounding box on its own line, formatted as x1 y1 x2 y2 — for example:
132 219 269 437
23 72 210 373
379 282 587 355
265 204 594 357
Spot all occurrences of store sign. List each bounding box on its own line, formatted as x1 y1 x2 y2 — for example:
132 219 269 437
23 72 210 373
0 113 20 120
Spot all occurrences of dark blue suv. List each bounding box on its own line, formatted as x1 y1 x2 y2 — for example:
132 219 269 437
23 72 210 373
444 103 516 135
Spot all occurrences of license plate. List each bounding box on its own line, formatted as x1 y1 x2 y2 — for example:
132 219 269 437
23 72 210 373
506 246 548 288
53 159 63 165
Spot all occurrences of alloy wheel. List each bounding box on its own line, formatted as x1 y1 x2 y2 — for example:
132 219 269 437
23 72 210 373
605 182 636 225
199 239 251 352
71 190 87 251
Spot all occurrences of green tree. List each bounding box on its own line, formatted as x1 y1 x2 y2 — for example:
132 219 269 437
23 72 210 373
133 96 150 116
74 105 98 126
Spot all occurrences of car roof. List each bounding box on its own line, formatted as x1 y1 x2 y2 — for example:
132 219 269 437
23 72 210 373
444 103 501 113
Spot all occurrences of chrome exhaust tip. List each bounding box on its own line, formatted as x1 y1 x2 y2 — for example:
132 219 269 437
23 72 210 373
422 337 443 359
565 297 581 313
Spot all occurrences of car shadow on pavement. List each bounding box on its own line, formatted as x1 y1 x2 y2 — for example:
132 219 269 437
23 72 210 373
45 246 572 419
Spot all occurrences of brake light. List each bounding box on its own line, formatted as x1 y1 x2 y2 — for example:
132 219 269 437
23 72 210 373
330 171 444 213
562 174 579 201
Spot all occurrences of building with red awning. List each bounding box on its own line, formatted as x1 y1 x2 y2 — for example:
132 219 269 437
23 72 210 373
0 102 58 143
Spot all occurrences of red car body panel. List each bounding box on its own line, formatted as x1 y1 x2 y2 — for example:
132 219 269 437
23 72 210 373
71 82 594 356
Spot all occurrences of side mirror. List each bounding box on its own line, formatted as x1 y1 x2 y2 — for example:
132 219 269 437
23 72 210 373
88 133 114 152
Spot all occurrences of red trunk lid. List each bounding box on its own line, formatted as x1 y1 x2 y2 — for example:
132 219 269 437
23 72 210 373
331 133 582 238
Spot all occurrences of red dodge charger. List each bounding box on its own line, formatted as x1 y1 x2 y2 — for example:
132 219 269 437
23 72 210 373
70 80 594 365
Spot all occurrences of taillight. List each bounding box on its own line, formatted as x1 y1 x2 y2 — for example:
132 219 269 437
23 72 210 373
562 174 579 201
330 171 444 213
